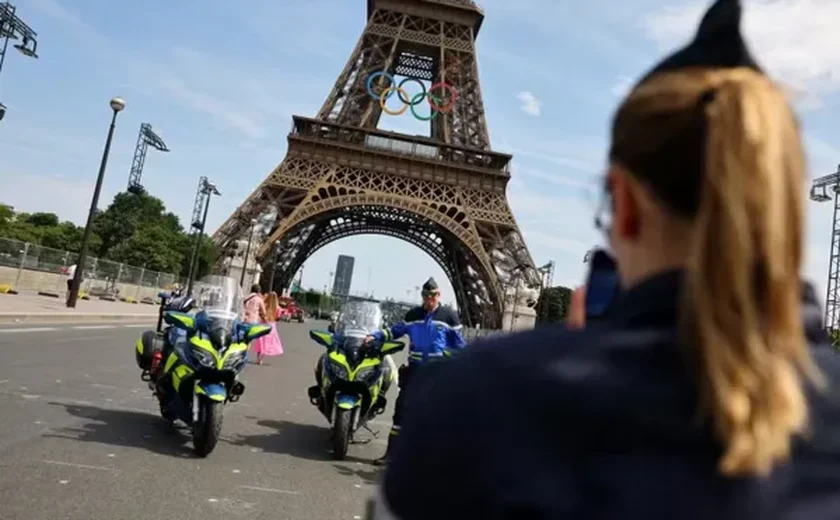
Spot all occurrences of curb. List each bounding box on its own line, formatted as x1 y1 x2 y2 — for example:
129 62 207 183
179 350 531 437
0 313 157 325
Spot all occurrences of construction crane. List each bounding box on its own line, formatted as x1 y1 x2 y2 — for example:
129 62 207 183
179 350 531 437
127 123 169 195
810 164 840 330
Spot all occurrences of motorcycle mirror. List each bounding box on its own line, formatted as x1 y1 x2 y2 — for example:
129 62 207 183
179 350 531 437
163 311 195 333
309 329 333 348
381 341 404 354
244 323 272 343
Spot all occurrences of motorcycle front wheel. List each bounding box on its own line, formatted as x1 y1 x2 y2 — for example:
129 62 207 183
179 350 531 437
333 408 352 460
193 399 224 457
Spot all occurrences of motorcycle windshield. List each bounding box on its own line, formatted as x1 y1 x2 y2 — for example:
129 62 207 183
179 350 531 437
192 275 242 332
340 334 366 368
336 301 383 338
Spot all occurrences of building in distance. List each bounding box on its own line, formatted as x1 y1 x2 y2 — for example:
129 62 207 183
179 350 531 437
332 255 354 297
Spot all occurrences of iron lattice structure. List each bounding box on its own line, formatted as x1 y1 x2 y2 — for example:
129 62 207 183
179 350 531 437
810 164 840 330
127 123 169 195
212 0 540 328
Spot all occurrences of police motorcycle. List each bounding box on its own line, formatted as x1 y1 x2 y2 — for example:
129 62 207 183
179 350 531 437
134 275 272 456
135 286 196 386
307 300 404 460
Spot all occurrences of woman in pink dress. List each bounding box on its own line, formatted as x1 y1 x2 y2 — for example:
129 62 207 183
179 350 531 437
242 284 265 325
251 291 285 364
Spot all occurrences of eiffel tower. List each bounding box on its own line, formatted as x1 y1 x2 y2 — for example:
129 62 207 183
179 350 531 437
212 0 540 328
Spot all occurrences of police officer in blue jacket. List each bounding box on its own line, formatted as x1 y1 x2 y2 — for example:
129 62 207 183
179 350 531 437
366 277 466 465
366 1 840 518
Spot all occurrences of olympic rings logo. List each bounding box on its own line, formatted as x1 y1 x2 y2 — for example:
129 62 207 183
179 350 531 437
365 71 458 121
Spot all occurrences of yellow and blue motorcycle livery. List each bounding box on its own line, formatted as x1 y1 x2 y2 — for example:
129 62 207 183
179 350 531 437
133 276 272 457
307 300 405 460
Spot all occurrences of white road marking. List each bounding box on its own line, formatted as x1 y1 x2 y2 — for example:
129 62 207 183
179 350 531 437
89 383 118 390
54 335 113 343
0 380 8 384
0 327 57 333
0 323 152 334
71 325 115 330
41 460 119 472
238 485 300 495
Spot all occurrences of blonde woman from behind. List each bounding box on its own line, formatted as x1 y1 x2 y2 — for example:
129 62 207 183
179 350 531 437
252 291 285 365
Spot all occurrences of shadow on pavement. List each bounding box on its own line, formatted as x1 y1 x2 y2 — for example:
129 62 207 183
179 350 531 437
44 402 195 458
333 462 383 486
227 417 381 468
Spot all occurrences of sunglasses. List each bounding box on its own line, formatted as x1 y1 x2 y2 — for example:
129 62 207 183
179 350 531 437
421 291 440 298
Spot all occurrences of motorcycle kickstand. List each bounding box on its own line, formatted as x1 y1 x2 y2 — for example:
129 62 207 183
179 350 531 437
351 424 378 445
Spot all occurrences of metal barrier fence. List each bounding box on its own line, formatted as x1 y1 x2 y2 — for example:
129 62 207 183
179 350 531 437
0 237 183 300
462 327 505 343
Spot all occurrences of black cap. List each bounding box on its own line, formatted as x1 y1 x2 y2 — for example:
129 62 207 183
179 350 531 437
422 277 439 292
636 0 762 86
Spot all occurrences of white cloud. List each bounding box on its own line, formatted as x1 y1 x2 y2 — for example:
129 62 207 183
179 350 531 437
516 91 542 116
611 75 635 98
641 0 840 106
158 78 265 139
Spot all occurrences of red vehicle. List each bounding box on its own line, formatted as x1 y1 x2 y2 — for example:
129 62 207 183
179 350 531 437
278 297 305 323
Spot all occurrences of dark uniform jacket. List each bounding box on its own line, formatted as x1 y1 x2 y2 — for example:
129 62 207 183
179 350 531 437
369 270 840 519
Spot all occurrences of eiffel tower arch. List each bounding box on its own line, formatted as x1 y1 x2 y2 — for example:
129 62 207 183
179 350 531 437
212 0 541 328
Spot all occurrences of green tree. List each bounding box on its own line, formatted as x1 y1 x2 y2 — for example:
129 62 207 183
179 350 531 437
0 204 13 228
108 224 185 274
93 192 181 256
175 234 217 279
536 286 573 324
25 212 60 228
0 192 216 278
829 329 840 352
0 206 89 250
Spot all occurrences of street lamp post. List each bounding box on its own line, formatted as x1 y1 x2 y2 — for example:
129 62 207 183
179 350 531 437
268 244 280 292
239 219 258 288
67 97 126 308
186 178 221 296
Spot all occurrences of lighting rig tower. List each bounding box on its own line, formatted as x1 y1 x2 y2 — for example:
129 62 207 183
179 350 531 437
538 261 555 288
127 123 169 194
810 164 840 330
0 2 39 122
535 261 555 322
185 177 221 294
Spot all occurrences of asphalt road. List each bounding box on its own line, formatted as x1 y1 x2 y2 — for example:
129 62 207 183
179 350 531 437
0 320 400 520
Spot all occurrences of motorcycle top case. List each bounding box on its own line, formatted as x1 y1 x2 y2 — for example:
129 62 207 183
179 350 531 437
135 330 164 370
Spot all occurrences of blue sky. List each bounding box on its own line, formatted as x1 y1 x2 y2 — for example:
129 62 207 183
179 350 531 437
1 0 839 306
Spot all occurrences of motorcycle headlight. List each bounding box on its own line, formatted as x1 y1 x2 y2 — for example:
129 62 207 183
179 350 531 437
192 348 216 368
354 366 377 383
223 350 246 370
329 359 349 380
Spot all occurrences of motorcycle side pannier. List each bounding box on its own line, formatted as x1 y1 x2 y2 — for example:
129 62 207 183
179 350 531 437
135 330 164 370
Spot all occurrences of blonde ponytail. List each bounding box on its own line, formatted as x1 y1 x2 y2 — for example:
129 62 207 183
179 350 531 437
683 68 822 476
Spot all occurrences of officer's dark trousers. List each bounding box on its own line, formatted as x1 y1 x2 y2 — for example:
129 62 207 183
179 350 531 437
387 364 414 453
